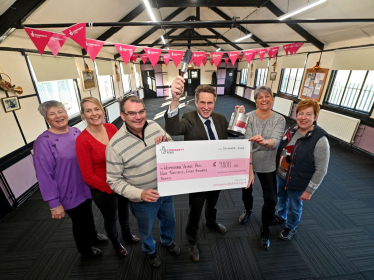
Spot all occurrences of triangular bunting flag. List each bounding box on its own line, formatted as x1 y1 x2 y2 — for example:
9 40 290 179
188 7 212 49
24 28 53 55
130 54 139 62
289 44 296 55
283 44 293 55
192 51 206 67
239 55 244 62
269 46 279 58
257 49 267 62
202 57 207 66
228 51 241 65
114 44 136 64
223 57 229 65
243 50 255 64
168 50 184 67
86 39 104 61
141 54 148 64
294 43 304 53
62 23 87 49
47 33 67 57
143 47 163 67
210 52 224 66
209 59 214 66
163 54 170 66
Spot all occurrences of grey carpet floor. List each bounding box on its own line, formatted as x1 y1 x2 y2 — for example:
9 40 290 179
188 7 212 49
1 95 374 280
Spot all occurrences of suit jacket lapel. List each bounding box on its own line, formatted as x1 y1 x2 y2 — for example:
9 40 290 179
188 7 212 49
212 113 222 140
194 111 209 140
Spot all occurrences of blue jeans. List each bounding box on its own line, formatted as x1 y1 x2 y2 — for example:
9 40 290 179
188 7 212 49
129 196 175 254
276 176 304 230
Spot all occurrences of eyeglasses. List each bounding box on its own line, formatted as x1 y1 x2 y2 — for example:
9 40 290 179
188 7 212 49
123 109 146 117
297 112 314 118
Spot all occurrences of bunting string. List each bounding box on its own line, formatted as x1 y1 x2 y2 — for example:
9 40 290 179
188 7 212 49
24 23 304 67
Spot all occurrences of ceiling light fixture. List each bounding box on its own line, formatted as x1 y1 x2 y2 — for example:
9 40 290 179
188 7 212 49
277 0 327 21
216 48 221 51
161 35 166 44
235 33 252 42
143 0 157 22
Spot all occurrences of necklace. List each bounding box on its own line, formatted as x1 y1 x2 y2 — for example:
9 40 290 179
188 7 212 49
87 125 107 143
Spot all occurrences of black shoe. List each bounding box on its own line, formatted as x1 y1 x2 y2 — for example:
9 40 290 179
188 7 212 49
189 243 199 262
81 247 102 258
261 228 270 251
123 232 140 244
116 243 128 257
147 252 161 268
239 209 252 225
206 222 227 234
272 215 286 224
163 241 181 256
279 228 297 241
95 233 109 243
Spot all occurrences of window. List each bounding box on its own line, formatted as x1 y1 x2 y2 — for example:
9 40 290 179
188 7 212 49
325 70 374 113
97 75 115 103
279 68 304 97
36 79 81 118
122 74 131 93
239 68 248 86
134 64 141 89
255 68 268 87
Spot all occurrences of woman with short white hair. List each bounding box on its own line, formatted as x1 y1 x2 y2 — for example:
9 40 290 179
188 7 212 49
33 100 107 258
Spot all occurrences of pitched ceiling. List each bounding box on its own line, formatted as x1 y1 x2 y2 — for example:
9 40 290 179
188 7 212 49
1 0 374 57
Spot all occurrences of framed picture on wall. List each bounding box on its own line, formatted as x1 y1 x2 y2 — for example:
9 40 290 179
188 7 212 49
2 96 21 112
299 68 329 101
270 72 277 81
80 70 97 91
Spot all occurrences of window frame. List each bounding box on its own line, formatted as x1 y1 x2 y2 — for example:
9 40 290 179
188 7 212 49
239 68 248 86
97 74 116 105
254 68 268 88
278 68 305 98
324 70 374 115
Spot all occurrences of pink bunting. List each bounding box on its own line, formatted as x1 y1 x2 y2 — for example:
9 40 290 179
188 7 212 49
163 54 170 66
257 49 267 62
223 57 229 65
283 44 296 56
210 52 224 66
141 54 148 64
192 51 206 67
168 50 184 67
143 47 163 67
202 57 207 66
47 33 67 57
114 44 136 64
24 28 53 55
243 50 255 64
228 51 241 65
268 46 279 58
239 55 244 62
62 23 87 49
86 39 104 61
294 43 304 53
209 59 214 66
130 54 139 62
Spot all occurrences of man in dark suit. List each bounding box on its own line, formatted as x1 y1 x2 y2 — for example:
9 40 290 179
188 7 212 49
164 75 243 262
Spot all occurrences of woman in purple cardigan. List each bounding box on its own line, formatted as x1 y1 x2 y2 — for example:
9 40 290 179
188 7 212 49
33 100 107 258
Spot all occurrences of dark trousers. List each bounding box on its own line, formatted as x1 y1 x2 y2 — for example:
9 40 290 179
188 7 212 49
65 199 97 254
242 171 277 229
186 190 220 242
91 189 131 247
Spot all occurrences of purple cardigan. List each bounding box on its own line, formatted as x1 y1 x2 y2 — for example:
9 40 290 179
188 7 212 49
33 127 91 210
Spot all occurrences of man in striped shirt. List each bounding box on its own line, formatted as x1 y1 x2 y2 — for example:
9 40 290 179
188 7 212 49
106 96 180 268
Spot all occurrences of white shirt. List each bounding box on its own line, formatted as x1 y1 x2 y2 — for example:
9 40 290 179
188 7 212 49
167 106 219 140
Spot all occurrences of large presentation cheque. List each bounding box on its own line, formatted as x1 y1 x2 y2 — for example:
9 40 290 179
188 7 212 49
156 139 251 196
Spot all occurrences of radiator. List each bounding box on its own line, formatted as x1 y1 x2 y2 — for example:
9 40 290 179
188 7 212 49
106 101 120 123
236 86 244 97
272 97 293 117
318 109 360 143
